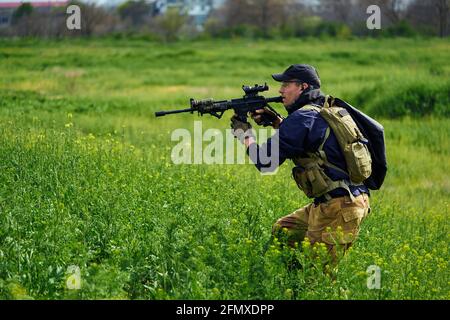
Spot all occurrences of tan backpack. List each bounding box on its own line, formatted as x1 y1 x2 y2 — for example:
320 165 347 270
292 96 372 199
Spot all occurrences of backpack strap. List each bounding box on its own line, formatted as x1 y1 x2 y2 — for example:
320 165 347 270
324 95 335 109
303 100 350 177
300 97 362 201
300 104 322 112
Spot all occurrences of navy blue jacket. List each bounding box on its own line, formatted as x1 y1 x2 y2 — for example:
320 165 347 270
247 88 369 202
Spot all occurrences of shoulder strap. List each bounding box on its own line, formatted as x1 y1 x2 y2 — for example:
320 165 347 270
309 95 360 188
300 104 322 112
294 95 365 200
324 95 335 109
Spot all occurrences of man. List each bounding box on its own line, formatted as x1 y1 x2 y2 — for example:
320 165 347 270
230 64 371 259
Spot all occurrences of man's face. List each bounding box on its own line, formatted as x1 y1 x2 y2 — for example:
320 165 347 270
279 81 307 107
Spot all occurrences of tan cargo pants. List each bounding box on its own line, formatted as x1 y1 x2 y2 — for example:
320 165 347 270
272 193 370 255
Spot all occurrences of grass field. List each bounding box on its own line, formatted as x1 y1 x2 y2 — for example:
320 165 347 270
0 37 449 299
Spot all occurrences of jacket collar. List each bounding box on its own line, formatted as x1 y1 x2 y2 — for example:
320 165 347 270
286 88 325 114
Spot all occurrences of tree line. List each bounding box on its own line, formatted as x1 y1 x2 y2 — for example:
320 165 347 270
1 0 448 40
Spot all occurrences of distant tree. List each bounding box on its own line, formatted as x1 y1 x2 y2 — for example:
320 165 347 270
10 3 35 36
11 3 33 25
407 0 449 37
382 0 405 23
118 0 153 27
221 0 286 37
433 0 449 37
7 0 121 38
359 0 409 24
223 0 253 27
318 0 354 24
278 1 321 37
65 1 118 36
153 7 188 42
257 0 286 36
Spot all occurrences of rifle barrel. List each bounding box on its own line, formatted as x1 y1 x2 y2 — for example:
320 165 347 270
265 96 283 103
155 108 194 117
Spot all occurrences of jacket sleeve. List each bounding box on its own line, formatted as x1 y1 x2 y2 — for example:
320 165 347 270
247 109 317 172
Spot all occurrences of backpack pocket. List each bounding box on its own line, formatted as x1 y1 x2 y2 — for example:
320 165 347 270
344 141 372 183
292 163 330 198
321 106 372 184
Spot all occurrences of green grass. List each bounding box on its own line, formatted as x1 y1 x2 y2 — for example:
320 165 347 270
0 37 449 299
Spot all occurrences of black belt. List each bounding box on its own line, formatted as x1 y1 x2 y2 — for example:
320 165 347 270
314 192 344 205
314 190 369 205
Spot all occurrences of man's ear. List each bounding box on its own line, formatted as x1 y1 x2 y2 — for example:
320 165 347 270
302 83 309 90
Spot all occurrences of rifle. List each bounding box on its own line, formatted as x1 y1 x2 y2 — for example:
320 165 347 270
155 84 283 126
